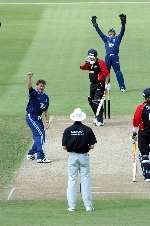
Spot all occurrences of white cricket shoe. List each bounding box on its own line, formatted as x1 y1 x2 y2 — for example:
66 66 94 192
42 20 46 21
144 178 150 182
120 88 127 92
95 121 104 127
67 208 76 212
37 158 52 163
86 206 94 212
26 154 35 160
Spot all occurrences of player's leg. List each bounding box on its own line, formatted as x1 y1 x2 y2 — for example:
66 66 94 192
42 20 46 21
26 115 37 160
26 114 50 163
79 153 93 211
138 133 150 181
94 83 105 126
88 83 97 115
67 153 79 211
105 55 112 73
112 55 126 91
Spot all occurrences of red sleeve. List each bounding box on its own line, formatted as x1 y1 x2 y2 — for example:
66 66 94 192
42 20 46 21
133 103 145 128
80 62 91 70
98 60 110 81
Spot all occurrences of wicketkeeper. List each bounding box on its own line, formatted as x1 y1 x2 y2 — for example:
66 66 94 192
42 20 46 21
91 14 126 92
131 88 150 181
26 72 51 163
80 49 109 126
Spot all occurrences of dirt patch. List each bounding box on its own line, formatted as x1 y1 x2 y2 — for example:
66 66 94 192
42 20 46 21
4 116 150 200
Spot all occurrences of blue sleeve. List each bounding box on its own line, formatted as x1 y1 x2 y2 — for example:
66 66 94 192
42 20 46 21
117 24 125 42
29 87 37 98
94 25 107 43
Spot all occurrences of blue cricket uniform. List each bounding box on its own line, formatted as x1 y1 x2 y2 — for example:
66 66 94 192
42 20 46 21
94 24 126 90
26 87 49 160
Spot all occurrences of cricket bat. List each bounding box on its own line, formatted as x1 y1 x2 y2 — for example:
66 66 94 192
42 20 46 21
96 96 105 117
131 142 137 182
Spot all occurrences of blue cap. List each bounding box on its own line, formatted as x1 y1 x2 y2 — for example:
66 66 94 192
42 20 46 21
142 88 150 98
88 49 98 57
108 28 116 34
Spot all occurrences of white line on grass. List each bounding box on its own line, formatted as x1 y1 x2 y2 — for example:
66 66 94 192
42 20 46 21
92 191 150 194
7 187 15 200
0 2 150 5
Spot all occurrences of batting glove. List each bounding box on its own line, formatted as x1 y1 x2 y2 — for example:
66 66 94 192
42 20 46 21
131 132 137 144
91 16 98 27
119 13 126 25
105 83 111 91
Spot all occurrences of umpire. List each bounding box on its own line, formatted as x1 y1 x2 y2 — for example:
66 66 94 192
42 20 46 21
91 14 126 92
62 108 97 212
132 88 150 181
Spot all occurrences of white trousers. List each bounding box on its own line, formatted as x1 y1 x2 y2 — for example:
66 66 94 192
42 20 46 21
67 152 93 209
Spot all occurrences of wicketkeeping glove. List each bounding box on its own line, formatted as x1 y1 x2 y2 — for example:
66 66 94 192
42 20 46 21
131 132 137 144
91 16 98 27
119 13 126 25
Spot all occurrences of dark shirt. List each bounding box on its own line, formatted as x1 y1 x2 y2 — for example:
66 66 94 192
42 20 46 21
62 122 97 153
94 24 125 55
26 87 49 116
80 59 109 84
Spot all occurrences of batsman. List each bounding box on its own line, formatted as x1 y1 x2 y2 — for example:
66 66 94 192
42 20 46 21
91 14 126 92
80 49 109 126
131 88 150 182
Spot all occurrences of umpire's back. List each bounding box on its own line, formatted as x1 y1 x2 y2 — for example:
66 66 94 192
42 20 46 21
62 108 97 154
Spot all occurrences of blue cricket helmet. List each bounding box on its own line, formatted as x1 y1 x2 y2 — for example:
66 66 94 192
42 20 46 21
88 49 98 57
142 88 150 98
108 28 116 34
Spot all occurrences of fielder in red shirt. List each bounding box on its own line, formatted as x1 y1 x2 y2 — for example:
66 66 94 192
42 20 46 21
132 88 150 181
80 49 109 126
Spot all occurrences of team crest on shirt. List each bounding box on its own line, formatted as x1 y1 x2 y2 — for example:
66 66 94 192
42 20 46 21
108 42 114 47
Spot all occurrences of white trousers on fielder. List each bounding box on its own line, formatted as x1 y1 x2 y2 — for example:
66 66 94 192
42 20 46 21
67 152 93 209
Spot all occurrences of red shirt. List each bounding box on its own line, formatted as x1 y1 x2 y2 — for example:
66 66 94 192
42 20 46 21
133 102 146 131
80 59 109 82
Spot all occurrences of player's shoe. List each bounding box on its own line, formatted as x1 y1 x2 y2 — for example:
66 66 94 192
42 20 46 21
67 208 76 212
37 158 52 163
95 121 104 126
26 154 35 160
95 118 104 126
120 88 127 92
86 206 94 212
144 178 150 182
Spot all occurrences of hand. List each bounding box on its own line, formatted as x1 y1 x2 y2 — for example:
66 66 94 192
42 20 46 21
130 132 137 144
27 71 33 79
105 83 111 91
119 13 126 25
45 121 50 130
91 16 98 27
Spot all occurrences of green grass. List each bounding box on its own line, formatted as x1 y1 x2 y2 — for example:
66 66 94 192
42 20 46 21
0 117 31 187
0 199 150 226
0 6 44 186
0 3 149 187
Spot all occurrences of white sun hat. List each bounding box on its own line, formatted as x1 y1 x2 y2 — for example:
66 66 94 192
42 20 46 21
70 108 86 121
